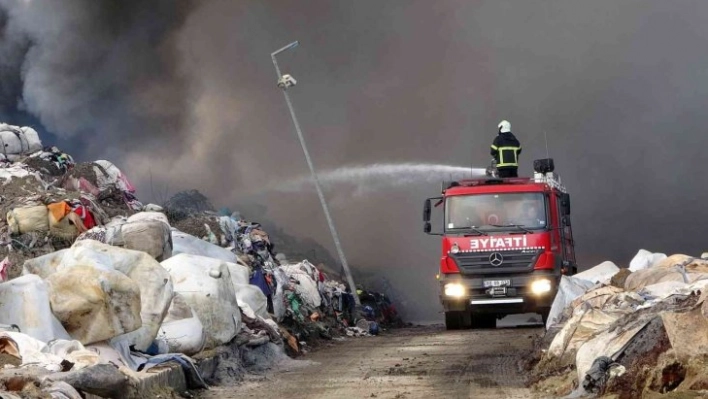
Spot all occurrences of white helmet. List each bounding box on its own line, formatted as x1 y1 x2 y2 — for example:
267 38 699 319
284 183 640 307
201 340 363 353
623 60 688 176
498 120 511 133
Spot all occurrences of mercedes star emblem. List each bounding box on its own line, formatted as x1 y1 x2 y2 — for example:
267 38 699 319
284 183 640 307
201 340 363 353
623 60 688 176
489 252 504 266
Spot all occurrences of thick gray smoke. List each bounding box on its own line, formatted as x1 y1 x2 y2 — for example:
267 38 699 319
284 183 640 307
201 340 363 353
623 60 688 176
0 0 193 159
3 0 708 321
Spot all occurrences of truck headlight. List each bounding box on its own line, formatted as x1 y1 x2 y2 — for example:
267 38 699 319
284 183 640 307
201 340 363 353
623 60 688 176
444 283 465 297
450 243 460 254
531 279 552 295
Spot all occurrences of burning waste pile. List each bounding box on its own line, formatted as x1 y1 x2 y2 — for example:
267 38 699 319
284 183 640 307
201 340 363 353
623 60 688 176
527 249 708 398
0 122 399 398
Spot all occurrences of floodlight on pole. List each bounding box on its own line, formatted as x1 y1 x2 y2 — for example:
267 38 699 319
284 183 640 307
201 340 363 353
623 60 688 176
270 41 361 306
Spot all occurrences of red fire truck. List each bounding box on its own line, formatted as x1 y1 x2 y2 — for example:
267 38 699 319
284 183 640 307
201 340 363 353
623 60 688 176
423 159 577 329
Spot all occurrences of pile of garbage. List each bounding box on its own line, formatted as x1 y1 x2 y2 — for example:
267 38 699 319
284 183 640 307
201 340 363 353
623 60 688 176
529 249 708 398
0 122 396 397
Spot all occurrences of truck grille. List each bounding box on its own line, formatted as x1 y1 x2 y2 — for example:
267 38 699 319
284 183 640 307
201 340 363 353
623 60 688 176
449 249 541 275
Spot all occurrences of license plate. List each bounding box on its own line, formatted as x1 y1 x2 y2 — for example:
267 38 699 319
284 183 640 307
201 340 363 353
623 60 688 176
484 279 511 288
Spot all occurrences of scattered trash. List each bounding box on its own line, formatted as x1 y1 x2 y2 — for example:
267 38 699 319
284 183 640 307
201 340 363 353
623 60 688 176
531 250 708 398
0 121 400 397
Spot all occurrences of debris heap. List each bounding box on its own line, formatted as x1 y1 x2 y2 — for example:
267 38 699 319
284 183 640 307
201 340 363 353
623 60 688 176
529 249 708 398
0 122 399 397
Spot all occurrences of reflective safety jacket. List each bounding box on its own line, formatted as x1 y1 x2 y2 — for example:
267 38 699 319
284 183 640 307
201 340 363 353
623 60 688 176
490 132 522 169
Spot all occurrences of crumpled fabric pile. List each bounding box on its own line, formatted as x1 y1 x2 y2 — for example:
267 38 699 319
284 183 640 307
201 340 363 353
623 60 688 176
533 249 708 397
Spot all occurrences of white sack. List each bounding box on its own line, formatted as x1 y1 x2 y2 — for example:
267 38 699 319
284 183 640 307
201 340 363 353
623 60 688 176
0 274 71 342
22 249 69 279
0 124 42 161
161 254 241 348
281 264 321 308
629 249 667 272
6 206 49 234
59 241 174 350
574 261 620 285
120 220 173 261
46 265 142 345
234 283 270 320
545 275 595 330
171 230 236 263
157 293 206 356
127 211 169 226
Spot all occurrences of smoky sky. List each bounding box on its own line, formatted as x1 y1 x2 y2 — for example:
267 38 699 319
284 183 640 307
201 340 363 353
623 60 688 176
2 0 708 321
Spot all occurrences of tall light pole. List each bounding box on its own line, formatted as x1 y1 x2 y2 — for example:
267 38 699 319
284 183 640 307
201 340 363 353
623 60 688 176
271 41 361 306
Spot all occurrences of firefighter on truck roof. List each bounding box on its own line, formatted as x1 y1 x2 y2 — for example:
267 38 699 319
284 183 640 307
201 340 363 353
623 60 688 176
490 120 522 178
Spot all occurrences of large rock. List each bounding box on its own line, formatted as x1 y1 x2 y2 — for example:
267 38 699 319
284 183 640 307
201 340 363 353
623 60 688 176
161 254 241 348
45 265 142 345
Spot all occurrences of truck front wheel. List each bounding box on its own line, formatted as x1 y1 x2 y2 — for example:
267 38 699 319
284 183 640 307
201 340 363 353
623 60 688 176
445 311 471 330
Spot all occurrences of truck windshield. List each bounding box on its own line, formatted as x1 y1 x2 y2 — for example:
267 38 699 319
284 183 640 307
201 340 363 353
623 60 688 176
445 193 547 232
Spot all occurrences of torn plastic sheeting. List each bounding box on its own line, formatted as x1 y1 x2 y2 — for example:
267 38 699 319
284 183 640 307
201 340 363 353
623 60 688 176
569 286 632 312
280 264 321 308
45 340 101 371
629 249 667 272
575 314 654 383
546 275 595 330
637 281 693 301
548 307 630 359
93 160 135 193
272 268 288 322
0 274 71 343
574 261 620 285
171 230 237 263
0 332 69 372
624 258 708 292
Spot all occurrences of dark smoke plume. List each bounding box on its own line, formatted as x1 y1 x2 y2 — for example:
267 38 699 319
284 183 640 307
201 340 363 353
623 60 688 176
3 1 708 321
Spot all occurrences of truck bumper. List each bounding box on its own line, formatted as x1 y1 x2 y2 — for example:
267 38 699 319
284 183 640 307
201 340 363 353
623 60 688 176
439 271 557 316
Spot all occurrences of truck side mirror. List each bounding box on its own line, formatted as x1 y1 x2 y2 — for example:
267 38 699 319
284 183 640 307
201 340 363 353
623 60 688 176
423 199 432 222
561 193 571 215
424 222 432 233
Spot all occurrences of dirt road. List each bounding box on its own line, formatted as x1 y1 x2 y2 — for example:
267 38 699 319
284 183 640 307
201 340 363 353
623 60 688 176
200 320 542 399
